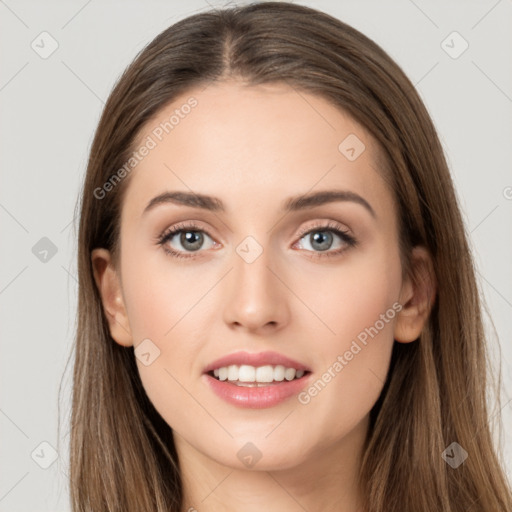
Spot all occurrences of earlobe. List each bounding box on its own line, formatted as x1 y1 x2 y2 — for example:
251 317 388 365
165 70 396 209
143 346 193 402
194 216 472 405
394 246 436 344
91 248 134 347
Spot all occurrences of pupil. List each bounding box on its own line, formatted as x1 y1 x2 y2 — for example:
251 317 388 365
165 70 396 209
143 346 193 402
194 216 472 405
181 231 203 251
311 231 332 251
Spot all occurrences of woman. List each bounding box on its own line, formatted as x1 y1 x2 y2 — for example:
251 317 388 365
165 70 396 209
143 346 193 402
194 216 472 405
68 2 512 510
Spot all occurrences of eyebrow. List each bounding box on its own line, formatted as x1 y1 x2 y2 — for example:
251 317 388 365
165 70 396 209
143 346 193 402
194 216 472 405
142 189 376 218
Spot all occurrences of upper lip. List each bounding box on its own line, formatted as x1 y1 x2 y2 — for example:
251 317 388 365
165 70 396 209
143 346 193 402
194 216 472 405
203 350 311 374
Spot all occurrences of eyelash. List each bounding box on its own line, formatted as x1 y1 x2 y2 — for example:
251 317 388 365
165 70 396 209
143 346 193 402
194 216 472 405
156 220 357 260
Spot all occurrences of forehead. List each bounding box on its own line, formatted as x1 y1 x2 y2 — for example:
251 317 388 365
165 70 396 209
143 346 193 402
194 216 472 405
122 80 393 223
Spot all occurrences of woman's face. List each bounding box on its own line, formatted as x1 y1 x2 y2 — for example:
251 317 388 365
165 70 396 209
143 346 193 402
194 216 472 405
94 80 415 472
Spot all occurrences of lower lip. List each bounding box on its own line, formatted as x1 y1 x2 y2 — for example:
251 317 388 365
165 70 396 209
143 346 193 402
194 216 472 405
203 373 312 409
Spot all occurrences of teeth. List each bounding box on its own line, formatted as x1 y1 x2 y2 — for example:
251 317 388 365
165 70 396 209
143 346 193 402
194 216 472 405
256 365 274 383
228 364 239 381
274 365 285 381
284 367 296 381
239 365 255 382
211 364 307 383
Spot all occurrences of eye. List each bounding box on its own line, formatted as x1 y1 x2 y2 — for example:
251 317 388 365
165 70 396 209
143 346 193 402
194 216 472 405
157 222 217 259
157 220 357 260
293 221 357 258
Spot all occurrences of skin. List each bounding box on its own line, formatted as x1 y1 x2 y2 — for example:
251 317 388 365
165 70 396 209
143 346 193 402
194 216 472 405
92 80 435 512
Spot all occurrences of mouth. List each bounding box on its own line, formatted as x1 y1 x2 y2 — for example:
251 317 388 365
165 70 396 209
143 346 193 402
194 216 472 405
206 364 312 387
202 350 313 407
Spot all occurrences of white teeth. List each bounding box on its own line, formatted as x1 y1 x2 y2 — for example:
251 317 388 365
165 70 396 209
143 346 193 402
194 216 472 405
255 365 274 383
227 364 239 381
238 365 256 382
274 365 285 381
284 368 296 381
218 367 228 381
211 364 306 383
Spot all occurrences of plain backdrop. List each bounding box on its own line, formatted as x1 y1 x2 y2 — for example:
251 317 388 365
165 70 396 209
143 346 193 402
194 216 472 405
1 0 511 510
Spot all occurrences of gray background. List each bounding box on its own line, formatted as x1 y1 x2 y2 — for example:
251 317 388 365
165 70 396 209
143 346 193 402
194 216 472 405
1 0 511 510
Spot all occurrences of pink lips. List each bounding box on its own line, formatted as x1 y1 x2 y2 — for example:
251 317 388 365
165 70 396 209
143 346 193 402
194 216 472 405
202 350 312 409
203 350 311 374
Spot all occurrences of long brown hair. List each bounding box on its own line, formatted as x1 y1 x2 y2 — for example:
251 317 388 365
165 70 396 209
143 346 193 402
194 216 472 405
64 2 512 510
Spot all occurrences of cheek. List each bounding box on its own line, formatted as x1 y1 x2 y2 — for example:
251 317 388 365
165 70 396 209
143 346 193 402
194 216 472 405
120 243 208 344
294 244 401 429
119 245 213 397
296 238 402 351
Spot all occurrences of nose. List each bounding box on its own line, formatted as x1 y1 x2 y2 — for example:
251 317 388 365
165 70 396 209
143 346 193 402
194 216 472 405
223 244 289 334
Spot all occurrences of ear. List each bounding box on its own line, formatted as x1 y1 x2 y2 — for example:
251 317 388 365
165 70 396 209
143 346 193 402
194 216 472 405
394 246 436 343
91 248 133 347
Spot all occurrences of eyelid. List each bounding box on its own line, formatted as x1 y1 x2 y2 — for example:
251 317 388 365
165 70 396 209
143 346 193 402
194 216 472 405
294 219 352 239
157 219 351 241
156 220 217 247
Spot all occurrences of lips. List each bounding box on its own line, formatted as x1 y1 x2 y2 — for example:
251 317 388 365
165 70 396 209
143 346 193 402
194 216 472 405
202 350 313 408
203 350 311 374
